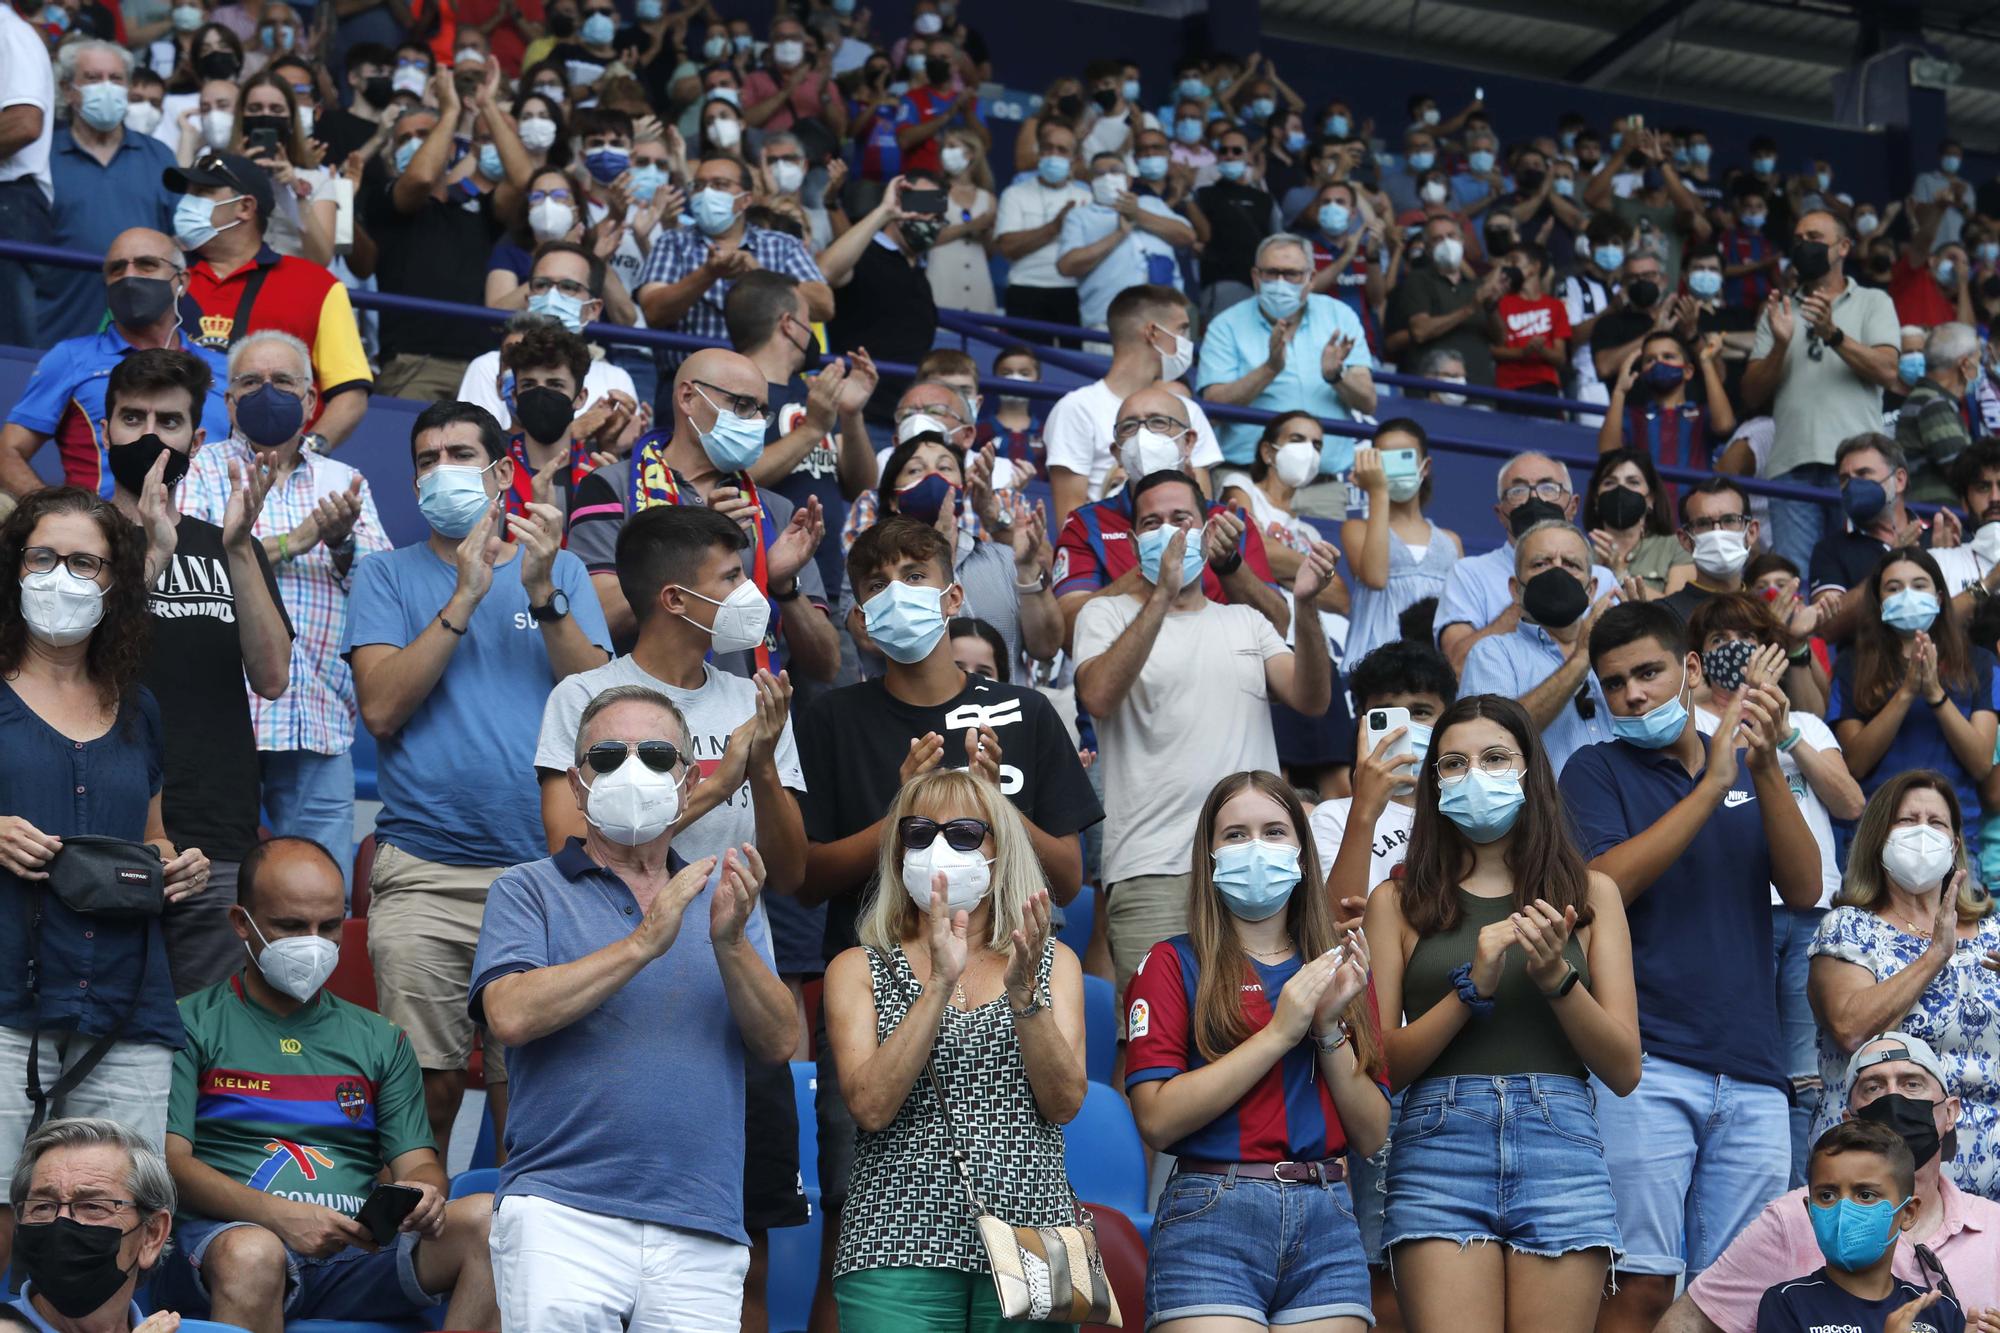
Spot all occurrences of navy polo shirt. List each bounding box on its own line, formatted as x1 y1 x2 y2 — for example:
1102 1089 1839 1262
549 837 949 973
1558 732 1786 1089
41 126 178 346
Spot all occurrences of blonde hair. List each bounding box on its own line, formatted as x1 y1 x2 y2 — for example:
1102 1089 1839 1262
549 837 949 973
856 769 1041 956
1837 770 1991 922
941 127 995 193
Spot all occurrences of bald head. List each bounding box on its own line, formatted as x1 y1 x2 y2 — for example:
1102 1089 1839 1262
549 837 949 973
672 347 769 467
674 347 764 401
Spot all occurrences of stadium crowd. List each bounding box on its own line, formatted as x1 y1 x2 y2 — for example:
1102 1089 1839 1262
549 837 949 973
4 0 2000 1331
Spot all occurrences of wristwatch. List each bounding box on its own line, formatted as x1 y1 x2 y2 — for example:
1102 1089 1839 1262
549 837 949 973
302 431 333 456
528 589 571 623
1822 325 1846 350
1209 548 1244 577
1540 963 1583 1000
1010 992 1048 1020
772 579 803 602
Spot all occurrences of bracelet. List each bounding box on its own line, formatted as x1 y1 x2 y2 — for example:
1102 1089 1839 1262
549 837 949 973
1016 569 1049 592
1313 1021 1352 1055
1787 643 1810 663
1929 692 1949 708
437 613 468 636
1777 726 1803 752
1209 548 1243 577
276 534 291 564
1450 962 1495 1017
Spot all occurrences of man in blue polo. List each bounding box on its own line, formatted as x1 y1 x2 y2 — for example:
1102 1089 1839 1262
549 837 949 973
1557 601 1826 1333
0 226 228 499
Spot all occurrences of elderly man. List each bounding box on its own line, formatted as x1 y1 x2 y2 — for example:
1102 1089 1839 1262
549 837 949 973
739 12 846 137
0 228 229 499
39 41 176 345
1056 150 1195 332
1896 321 1980 503
156 837 497 1332
1385 212 1500 386
6 1118 178 1332
474 684 795 1331
1658 1032 2000 1332
180 331 389 903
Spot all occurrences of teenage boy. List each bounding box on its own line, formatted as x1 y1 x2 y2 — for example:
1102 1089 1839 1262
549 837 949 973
1600 330 1737 471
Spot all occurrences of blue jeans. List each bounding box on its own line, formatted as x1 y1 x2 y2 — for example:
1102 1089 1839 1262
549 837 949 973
1147 1168 1372 1328
1589 1053 1790 1278
0 179 49 348
1772 904 1827 1188
1766 463 1839 577
261 749 356 901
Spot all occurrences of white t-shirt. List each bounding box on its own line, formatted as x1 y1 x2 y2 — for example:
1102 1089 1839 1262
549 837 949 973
1931 544 1992 599
1726 414 1776 536
994 175 1090 290
1074 595 1285 883
1042 378 1224 499
456 351 637 425
1559 271 1609 391
1695 704 1842 907
1080 105 1161 166
0 7 54 198
1309 797 1416 897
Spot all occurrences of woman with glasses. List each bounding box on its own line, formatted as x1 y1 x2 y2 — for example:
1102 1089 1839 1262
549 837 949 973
487 166 589 306
1126 770 1387 1331
1363 695 1638 1332
0 490 210 1184
1341 418 1461 670
823 768 1087 1332
1581 449 1692 598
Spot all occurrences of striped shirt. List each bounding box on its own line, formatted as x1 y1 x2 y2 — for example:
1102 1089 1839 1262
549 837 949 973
633 224 825 359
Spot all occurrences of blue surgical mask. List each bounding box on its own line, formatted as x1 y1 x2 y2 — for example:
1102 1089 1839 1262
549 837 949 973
1673 147 1690 167
1809 1196 1909 1273
1438 769 1525 843
1881 588 1941 635
1405 721 1434 765
1037 154 1072 186
1593 244 1625 271
394 137 420 173
1610 669 1689 750
636 0 662 18
584 146 630 184
1815 171 1831 191
42 2 69 29
1608 132 1623 152
690 186 739 235
1284 130 1307 154
694 385 765 471
1258 278 1304 322
1942 154 1962 174
1739 212 1766 231
1122 78 1141 102
1753 154 1776 174
1175 117 1203 145
78 81 129 131
1211 840 1301 922
1688 268 1723 298
1407 150 1435 172
477 144 503 180
1899 351 1928 386
1937 259 1958 286
627 163 667 202
1178 76 1209 100
1553 177 1575 198
527 287 588 332
1559 130 1577 150
1467 149 1495 174
581 11 614 43
1217 159 1246 182
417 460 499 538
1134 155 1167 183
1319 201 1350 235
172 191 241 251
1136 523 1207 588
1249 96 1276 122
1980 243 2000 265
1690 142 1712 164
863 581 951 663
1325 113 1350 137
833 0 855 13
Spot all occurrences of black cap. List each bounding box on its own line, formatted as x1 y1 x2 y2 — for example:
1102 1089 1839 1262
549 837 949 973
163 153 275 221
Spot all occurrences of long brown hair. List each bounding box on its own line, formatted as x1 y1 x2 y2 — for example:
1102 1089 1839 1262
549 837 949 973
1852 547 1975 714
1400 696 1594 936
0 488 152 709
1186 772 1386 1082
1836 769 1992 923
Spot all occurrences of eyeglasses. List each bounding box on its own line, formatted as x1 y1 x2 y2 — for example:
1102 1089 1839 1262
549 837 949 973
231 371 308 394
583 739 682 775
1256 265 1309 283
19 1198 136 1226
527 189 574 204
1113 413 1190 440
102 255 183 281
1501 480 1571 504
898 816 991 853
1435 747 1524 783
1216 144 1248 158
693 381 770 420
896 404 967 429
22 547 108 580
528 275 592 300
1684 514 1750 535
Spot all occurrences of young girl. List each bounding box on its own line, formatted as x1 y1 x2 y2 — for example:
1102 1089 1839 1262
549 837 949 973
1341 417 1460 669
1365 696 1639 1333
1127 771 1388 1332
1582 448 1693 597
926 127 997 314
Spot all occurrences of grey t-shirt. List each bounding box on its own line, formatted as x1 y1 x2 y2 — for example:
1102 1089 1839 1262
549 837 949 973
1752 278 1900 477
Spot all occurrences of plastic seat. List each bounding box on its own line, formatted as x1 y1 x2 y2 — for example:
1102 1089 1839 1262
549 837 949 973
791 1061 820 1199
1057 884 1095 959
1063 1084 1151 1238
350 834 376 917
172 1323 256 1333
323 919 376 1011
284 1323 424 1333
449 1167 498 1199
1078 1201 1146 1330
469 1097 497 1171
1081 975 1116 1085
764 1215 820 1333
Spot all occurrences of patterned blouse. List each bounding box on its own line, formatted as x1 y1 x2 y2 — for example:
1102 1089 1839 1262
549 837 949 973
835 943 1073 1277
1809 906 2000 1200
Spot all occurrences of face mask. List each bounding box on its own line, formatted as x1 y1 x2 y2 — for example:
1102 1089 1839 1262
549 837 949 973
515 384 577 442
1808 1195 1908 1274
1438 768 1525 842
1419 179 1448 206
904 50 928 75
1151 325 1194 381
260 23 294 48
171 2 201 28
77 81 129 132
771 38 805 66
703 34 728 58
124 100 164 135
1553 176 1576 198
1610 667 1689 749
1942 154 1962 174
902 216 943 252
1274 440 1319 489
391 63 428 97
1258 277 1303 322
393 137 420 174
1691 528 1749 580
20 567 107 647
1237 95 1271 123
106 275 176 328
1522 567 1588 628
1789 238 1833 282
627 164 667 202
1092 173 1128 206
580 11 614 43
679 577 770 654
1687 268 1723 298
1217 160 1247 182
1431 236 1463 268
1642 361 1686 393
1597 484 1650 531
863 580 950 662
1842 475 1892 522
1881 822 1954 891
1881 587 1941 635
200 108 235 151
1122 78 1141 102
894 472 959 525
1463 148 1494 174
1626 277 1661 308
1089 87 1120 114
1855 1092 1945 1170
1746 153 1774 174
106 430 187 496
1736 210 1767 231
1326 112 1350 137
1433 376 1467 406
359 75 393 110
197 49 242 81
1407 150 1435 172
1318 201 1350 235
235 382 305 448
691 186 739 235
901 839 992 913
1593 244 1625 271
928 57 955 86
937 143 971 175
1702 638 1756 694
690 385 764 472
1507 497 1565 539
1177 76 1209 99
1136 523 1206 588
1899 351 1928 386
518 116 558 151
1420 107 1440 125
1844 211 1878 240
1387 469 1423 503
1936 259 1958 286
474 143 503 180
1037 154 1072 186
586 755 685 845
1211 840 1300 922
417 460 497 538
1284 130 1307 153
13 1217 137 1319
529 198 574 242
1173 117 1203 145
637 0 661 18
914 9 943 33
584 146 630 183
1134 154 1167 182
1121 427 1183 482
707 116 743 149
243 913 338 1001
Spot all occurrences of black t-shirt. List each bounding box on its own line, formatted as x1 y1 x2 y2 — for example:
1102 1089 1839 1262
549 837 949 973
1809 528 1905 598
826 241 936 420
766 376 849 605
796 674 1104 961
314 109 378 167
1588 307 1655 374
141 516 291 862
1754 1270 1963 1333
1192 181 1276 287
362 171 505 361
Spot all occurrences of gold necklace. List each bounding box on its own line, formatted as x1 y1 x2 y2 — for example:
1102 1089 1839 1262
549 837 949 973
1245 938 1295 961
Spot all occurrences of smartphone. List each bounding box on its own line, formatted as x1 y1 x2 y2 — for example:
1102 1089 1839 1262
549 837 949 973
1474 85 1484 101
1380 447 1421 488
246 126 281 155
901 186 948 216
353 1183 424 1247
1363 706 1417 786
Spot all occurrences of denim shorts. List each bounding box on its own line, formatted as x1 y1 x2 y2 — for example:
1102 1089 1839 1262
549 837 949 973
1346 1091 1401 1266
1382 1075 1622 1261
154 1216 439 1320
1145 1167 1373 1328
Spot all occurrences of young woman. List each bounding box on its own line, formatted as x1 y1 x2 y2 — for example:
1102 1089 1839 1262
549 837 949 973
1341 418 1460 669
174 75 238 165
1581 448 1693 598
1364 696 1639 1333
509 89 570 172
824 770 1086 1332
485 166 589 306
926 127 997 314
1127 771 1389 1331
231 73 335 266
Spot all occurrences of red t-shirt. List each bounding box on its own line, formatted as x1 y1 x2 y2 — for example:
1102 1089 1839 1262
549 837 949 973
1052 492 1277 602
1493 292 1570 391
1888 255 1958 328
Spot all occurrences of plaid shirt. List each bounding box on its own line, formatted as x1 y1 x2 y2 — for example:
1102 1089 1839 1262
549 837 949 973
180 439 392 756
634 224 825 358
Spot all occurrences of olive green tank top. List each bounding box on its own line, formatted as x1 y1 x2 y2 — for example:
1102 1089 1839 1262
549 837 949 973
1402 887 1591 1080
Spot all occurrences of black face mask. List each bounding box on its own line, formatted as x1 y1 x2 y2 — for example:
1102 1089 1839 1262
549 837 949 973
516 385 577 444
1091 87 1119 112
1855 1092 1945 1169
1625 277 1661 309
1981 275 2000 303
107 432 189 496
1501 264 1525 294
359 75 393 109
242 113 290 145
1515 168 1544 192
548 10 576 36
1522 567 1589 629
1508 496 1566 538
903 217 943 252
1596 484 1650 531
13 1217 138 1319
934 59 961 89
1790 238 1834 282
196 49 242 81
106 275 176 328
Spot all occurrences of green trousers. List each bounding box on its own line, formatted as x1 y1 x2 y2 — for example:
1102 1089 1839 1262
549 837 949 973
834 1265 1079 1333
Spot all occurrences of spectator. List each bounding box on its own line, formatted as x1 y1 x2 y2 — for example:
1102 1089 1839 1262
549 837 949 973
840 378 989 551
1074 469 1335 991
566 348 839 680
1811 435 1932 625
1195 232 1375 481
1936 439 2000 615
1188 125 1279 318
0 0 53 340
1078 56 1154 164
1660 477 1759 624
1129 771 1387 1329
313 43 394 165
949 615 1010 682
1895 321 1979 504
1561 602 1824 1332
346 400 611 1155
5 1118 178 1331
179 331 389 902
1741 210 1900 574
891 32 985 177
1487 241 1570 415
1889 202 1972 332
1364 694 1638 1328
739 12 845 137
994 118 1089 332
1600 330 1735 472
461 246 640 425
1492 144 1582 269
1379 127 1435 216
1584 123 1710 282
1663 1032 2000 1332
974 344 1050 486
822 768 1084 1330
1447 125 1502 216
1055 150 1195 333
1716 183 1781 310
38 41 176 346
1587 251 1677 393
0 227 228 500
1385 212 1499 386
475 684 795 1327
1913 139 1972 249
491 321 613 523
1557 215 1628 421
1342 424 1461 669
1582 448 1694 597
925 127 996 313
156 836 498 1328
820 174 943 401
1685 245 1760 405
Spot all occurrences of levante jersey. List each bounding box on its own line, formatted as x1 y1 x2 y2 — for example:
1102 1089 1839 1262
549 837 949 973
168 974 434 1218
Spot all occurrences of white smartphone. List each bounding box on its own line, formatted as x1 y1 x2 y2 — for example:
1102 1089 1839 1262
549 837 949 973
1474 85 1484 102
1363 706 1418 785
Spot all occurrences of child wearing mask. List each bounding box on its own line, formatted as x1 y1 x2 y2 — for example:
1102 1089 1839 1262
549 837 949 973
1489 242 1571 415
1601 329 1736 473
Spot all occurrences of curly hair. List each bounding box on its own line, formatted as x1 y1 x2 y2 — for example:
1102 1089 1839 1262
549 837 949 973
0 489 152 709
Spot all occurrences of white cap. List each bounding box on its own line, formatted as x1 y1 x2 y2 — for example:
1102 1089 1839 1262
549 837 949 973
896 413 950 445
1847 1031 1952 1099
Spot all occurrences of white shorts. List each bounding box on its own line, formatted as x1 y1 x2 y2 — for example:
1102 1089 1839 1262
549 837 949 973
490 1192 749 1332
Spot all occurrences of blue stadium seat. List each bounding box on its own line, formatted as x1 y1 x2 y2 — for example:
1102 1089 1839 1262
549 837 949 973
449 1167 498 1199
285 1322 424 1333
1081 974 1116 1085
177 1322 256 1333
791 1060 819 1201
1063 1084 1151 1239
764 1217 820 1333
1056 884 1095 958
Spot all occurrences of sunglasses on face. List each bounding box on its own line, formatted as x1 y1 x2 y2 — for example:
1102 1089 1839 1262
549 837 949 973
898 816 990 852
583 739 682 775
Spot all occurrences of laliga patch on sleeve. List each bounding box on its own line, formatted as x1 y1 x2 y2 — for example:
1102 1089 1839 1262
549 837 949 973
1127 998 1149 1038
1051 549 1069 585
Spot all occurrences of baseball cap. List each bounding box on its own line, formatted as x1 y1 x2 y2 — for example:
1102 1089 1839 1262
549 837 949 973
1847 1031 1952 1099
163 153 276 221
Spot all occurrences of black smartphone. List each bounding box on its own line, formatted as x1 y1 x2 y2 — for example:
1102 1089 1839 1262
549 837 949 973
353 1183 424 1246
901 186 947 216
246 126 281 155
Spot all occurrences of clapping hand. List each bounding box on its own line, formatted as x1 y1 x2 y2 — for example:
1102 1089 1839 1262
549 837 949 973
631 854 717 960
1511 899 1578 992
966 723 1003 786
1003 889 1052 1009
1766 292 1796 344
710 843 767 946
1930 870 1964 958
1271 942 1349 1043
505 500 565 602
768 495 825 583
899 732 945 784
139 450 179 583
1315 927 1370 1030
311 477 365 550
1293 538 1338 603
927 877 971 993
222 454 275 553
